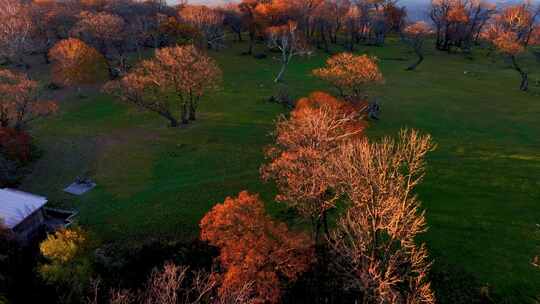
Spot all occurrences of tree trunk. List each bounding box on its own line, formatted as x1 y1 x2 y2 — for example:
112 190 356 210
314 216 322 245
181 102 189 124
43 51 50 64
511 55 529 91
189 100 196 121
168 116 179 127
247 31 255 55
520 72 529 91
106 65 116 80
406 50 424 71
274 60 288 83
322 210 329 237
320 25 329 53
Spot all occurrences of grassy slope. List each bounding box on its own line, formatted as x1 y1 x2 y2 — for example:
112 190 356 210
21 38 540 301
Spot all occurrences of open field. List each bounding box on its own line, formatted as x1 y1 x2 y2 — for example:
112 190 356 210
21 38 540 301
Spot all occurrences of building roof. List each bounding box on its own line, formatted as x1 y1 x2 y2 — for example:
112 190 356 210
0 188 47 229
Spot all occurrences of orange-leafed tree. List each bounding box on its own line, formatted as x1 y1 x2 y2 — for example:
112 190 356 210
327 129 436 303
103 67 179 126
483 3 540 91
261 92 366 242
430 0 466 50
49 38 108 87
71 11 125 51
200 191 314 304
0 69 58 130
152 45 221 123
402 21 433 71
266 21 311 83
430 0 495 52
254 0 291 27
313 53 383 101
105 45 221 126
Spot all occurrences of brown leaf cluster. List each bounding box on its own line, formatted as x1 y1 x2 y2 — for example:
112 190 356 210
313 53 384 100
200 191 314 304
0 68 57 130
104 44 221 126
261 91 366 225
49 38 108 86
403 21 433 38
73 11 124 42
482 4 539 55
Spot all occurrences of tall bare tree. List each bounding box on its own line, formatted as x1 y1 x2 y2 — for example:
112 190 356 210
326 129 436 304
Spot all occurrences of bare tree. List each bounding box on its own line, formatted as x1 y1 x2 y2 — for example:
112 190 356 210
326 129 436 303
0 0 33 67
266 21 311 83
179 5 225 50
402 21 433 71
107 263 216 304
106 262 255 304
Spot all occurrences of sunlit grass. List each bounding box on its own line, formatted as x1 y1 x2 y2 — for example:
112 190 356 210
22 38 540 301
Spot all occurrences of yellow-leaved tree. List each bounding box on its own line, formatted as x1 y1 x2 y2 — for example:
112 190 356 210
39 227 92 303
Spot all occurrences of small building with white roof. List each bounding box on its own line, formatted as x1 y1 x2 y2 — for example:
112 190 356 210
0 188 47 241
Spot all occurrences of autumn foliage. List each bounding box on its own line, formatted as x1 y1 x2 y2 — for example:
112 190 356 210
403 21 433 40
179 5 225 49
0 0 33 65
40 228 88 265
430 0 495 51
71 11 125 49
49 38 108 87
39 226 92 303
0 69 58 130
150 45 221 122
313 53 383 100
200 191 314 303
482 4 538 56
105 44 221 126
482 4 539 91
261 91 365 240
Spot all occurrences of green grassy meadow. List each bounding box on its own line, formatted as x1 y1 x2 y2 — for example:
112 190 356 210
21 38 540 301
